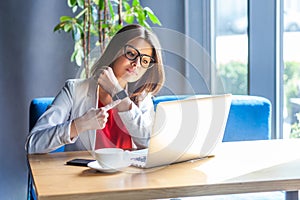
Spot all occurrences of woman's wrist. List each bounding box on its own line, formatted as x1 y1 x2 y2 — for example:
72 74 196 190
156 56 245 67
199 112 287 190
70 120 79 140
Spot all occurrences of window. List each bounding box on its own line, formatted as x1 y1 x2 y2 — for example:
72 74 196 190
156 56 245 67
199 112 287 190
283 0 300 138
215 0 248 95
214 0 279 139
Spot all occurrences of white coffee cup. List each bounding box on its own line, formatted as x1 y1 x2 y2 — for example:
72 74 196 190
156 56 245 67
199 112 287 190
94 148 130 169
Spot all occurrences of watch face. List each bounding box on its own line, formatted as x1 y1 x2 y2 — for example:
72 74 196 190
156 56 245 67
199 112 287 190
113 90 128 101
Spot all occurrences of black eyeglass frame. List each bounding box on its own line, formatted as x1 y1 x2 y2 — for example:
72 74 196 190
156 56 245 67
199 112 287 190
123 44 156 69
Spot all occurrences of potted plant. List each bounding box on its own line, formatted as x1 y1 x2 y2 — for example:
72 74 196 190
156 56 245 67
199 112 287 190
54 0 161 78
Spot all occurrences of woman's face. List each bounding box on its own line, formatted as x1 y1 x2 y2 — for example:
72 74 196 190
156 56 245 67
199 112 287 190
112 38 153 84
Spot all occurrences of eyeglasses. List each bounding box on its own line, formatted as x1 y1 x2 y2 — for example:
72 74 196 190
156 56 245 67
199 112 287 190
123 44 155 69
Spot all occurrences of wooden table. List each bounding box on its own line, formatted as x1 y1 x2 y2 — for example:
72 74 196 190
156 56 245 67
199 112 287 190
28 139 300 200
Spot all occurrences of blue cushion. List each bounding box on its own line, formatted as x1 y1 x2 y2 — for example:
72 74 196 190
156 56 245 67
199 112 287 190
152 95 188 110
29 97 54 131
223 95 271 142
29 97 64 152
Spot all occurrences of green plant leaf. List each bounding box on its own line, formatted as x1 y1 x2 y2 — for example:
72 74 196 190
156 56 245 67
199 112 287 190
53 22 65 32
136 8 146 24
101 23 110 28
108 24 122 36
144 7 161 25
72 6 78 13
108 0 115 19
77 0 84 9
124 13 134 24
123 1 130 11
74 41 84 66
75 51 82 66
76 23 84 34
71 50 77 62
60 16 73 22
68 0 77 7
132 0 140 7
98 0 104 10
64 23 73 32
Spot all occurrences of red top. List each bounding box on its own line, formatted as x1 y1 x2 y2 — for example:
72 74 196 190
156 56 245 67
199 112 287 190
95 100 132 150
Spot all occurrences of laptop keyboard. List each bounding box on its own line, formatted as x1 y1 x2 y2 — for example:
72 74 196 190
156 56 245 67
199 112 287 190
129 149 148 168
131 156 147 167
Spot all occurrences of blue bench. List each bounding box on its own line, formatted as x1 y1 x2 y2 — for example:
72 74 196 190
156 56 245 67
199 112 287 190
29 95 272 144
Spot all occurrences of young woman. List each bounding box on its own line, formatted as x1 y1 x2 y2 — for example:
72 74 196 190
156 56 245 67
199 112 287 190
26 24 165 154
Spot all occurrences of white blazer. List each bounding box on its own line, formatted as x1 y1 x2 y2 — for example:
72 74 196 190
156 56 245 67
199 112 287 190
26 77 154 154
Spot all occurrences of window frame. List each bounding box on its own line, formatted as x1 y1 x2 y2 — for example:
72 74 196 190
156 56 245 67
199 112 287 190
209 0 283 139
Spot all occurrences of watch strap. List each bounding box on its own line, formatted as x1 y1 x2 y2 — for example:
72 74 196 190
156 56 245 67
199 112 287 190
112 90 128 101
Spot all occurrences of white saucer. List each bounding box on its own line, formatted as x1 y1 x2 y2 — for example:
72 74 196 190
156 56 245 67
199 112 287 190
87 161 130 173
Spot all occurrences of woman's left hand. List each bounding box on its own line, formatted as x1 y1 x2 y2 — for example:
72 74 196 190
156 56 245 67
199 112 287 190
97 67 123 97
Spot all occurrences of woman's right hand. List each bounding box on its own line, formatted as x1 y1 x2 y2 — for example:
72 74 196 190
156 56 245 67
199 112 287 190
70 100 121 138
72 108 109 135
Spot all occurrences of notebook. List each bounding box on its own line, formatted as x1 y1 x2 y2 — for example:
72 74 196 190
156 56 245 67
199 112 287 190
130 94 232 168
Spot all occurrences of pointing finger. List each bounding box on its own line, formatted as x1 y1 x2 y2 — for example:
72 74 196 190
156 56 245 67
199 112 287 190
102 99 121 112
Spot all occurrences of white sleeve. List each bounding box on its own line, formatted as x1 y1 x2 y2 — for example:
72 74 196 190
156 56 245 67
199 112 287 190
118 93 154 148
25 80 78 154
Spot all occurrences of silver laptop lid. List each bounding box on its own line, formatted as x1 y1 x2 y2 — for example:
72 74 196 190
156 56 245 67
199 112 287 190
144 94 232 168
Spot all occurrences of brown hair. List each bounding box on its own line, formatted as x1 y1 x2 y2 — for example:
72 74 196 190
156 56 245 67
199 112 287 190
91 24 165 105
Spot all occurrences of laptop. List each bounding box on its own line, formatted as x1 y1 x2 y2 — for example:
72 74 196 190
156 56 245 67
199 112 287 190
129 94 232 168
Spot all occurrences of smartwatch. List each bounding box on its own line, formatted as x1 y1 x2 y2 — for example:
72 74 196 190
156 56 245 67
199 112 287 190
112 90 128 101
